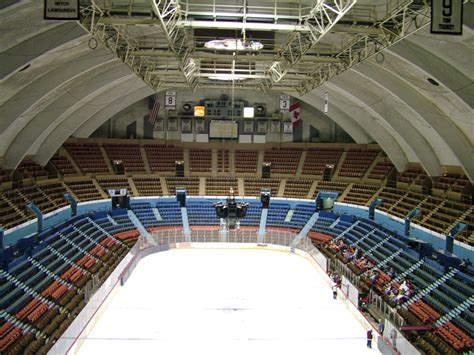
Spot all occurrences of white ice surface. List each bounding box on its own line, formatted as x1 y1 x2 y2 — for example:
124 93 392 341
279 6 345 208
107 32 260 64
76 248 380 355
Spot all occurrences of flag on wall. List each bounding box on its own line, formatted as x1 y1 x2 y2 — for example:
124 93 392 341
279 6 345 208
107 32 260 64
148 96 160 126
290 101 300 128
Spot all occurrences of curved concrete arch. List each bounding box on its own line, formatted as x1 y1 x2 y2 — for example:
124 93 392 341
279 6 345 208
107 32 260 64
0 22 86 80
2 61 132 169
0 58 121 157
386 45 474 139
0 35 92 105
0 44 114 132
353 67 461 168
27 74 141 156
356 61 474 181
405 26 474 83
293 91 372 144
34 76 151 165
72 87 154 139
316 83 410 171
333 72 443 176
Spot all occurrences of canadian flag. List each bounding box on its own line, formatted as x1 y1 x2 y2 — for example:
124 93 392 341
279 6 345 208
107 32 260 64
290 101 301 128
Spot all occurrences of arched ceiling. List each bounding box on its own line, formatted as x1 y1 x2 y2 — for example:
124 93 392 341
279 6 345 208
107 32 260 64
0 0 472 181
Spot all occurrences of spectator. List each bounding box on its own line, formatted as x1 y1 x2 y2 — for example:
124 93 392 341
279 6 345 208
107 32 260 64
387 267 395 279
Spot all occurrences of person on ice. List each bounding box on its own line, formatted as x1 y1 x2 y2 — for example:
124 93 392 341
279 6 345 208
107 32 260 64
367 329 373 348
332 284 338 300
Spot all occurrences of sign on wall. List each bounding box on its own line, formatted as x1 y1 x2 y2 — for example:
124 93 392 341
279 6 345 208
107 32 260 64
165 91 177 109
44 0 79 20
280 94 290 113
431 0 463 35
194 106 205 117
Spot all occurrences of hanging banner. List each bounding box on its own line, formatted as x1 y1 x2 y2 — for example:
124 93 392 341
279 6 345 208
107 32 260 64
280 94 290 113
257 120 267 134
154 118 164 131
243 120 254 134
324 92 329 113
165 91 176 109
195 118 206 133
431 0 463 35
270 120 281 133
168 117 178 131
283 121 293 134
44 0 79 20
181 118 192 132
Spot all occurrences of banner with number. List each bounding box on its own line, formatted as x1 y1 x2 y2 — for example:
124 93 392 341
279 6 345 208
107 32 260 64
44 0 79 20
270 120 281 133
431 0 463 35
280 94 290 113
283 121 293 134
165 91 176 109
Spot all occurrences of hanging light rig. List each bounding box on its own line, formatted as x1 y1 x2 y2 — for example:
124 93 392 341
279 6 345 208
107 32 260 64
214 188 249 230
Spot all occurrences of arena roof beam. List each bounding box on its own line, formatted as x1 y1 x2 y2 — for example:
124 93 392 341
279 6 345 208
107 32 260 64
259 0 357 93
133 50 341 64
149 0 199 91
296 0 432 94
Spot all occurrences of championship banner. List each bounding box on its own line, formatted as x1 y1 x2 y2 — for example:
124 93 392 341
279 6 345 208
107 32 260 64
154 118 164 131
168 117 178 131
181 118 192 132
270 120 281 133
243 120 254 134
195 118 205 133
431 0 463 35
257 120 267 134
44 0 79 20
283 121 293 134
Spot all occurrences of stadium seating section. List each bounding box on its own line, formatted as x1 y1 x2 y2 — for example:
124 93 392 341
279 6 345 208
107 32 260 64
0 140 472 353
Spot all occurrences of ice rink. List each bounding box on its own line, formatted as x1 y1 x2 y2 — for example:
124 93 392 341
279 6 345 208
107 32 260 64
76 248 380 355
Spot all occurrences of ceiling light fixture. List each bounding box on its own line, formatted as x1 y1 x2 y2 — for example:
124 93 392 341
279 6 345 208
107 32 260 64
204 39 263 51
207 74 248 81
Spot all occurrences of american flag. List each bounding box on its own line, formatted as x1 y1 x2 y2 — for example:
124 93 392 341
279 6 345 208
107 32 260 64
148 96 160 126
290 101 300 128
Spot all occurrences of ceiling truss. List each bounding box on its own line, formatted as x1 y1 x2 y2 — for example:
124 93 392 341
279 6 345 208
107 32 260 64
78 0 432 94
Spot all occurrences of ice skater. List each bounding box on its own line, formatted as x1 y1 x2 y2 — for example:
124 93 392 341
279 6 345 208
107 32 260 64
367 329 373 349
